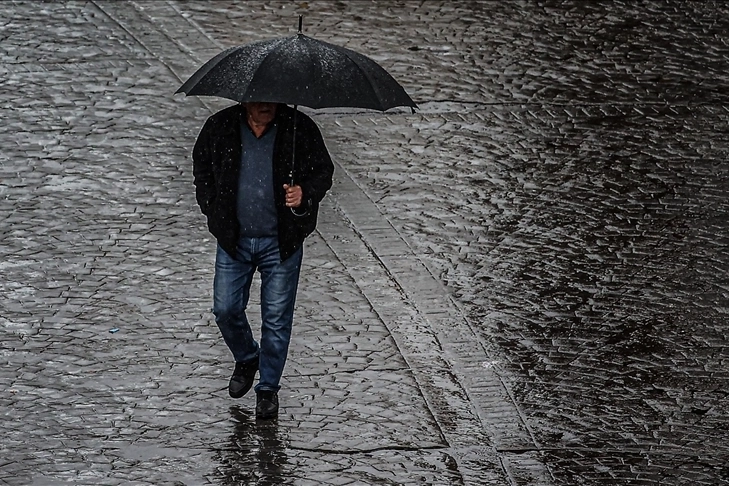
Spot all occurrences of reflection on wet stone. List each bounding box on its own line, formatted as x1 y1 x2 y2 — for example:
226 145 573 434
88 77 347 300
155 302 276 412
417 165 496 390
217 407 289 486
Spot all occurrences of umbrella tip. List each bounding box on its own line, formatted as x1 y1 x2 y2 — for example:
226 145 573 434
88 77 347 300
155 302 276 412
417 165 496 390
298 15 303 34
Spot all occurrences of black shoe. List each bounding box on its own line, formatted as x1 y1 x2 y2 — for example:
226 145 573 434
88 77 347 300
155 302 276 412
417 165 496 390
255 390 279 419
228 359 258 398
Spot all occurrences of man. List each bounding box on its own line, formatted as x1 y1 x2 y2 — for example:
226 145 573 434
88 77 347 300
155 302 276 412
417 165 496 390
192 102 334 419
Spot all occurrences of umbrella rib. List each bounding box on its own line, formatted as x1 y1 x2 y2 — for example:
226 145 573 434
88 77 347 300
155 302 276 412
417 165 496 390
176 45 238 94
338 50 387 111
243 36 300 103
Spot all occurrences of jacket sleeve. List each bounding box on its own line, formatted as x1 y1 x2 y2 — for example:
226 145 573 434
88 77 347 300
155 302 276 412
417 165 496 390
192 118 217 216
296 117 334 205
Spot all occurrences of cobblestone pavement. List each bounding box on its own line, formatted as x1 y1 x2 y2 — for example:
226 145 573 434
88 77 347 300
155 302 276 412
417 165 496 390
2 1 728 485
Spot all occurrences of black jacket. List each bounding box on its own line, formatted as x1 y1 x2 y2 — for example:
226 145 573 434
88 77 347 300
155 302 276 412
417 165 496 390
192 104 334 261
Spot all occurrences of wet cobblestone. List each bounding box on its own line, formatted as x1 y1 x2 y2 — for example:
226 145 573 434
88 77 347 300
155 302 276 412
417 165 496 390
2 0 729 485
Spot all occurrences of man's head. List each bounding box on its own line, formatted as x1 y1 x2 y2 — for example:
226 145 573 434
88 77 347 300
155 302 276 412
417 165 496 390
245 102 278 127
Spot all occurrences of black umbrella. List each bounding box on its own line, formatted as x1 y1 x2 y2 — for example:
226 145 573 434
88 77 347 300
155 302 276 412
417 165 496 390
176 16 416 192
176 17 417 112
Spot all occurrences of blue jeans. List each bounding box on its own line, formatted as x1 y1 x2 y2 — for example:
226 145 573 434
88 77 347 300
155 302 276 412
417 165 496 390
213 237 302 392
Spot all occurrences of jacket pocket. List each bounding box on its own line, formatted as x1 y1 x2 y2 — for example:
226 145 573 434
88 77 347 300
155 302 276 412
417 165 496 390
206 202 221 237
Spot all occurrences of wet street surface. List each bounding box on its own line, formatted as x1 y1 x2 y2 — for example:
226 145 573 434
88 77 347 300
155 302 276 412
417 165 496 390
2 1 729 484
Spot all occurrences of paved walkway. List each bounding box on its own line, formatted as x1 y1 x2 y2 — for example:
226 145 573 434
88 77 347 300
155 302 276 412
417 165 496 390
2 1 728 485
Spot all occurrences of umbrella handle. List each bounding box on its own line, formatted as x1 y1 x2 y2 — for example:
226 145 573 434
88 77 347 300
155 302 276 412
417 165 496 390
291 206 310 216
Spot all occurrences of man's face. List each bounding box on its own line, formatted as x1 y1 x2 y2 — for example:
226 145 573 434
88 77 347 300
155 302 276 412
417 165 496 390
245 102 277 126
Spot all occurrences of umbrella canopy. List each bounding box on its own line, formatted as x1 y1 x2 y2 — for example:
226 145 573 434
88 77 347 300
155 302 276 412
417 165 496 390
176 30 416 112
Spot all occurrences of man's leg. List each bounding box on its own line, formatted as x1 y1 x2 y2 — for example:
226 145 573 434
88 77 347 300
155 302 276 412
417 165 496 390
213 242 259 397
256 238 303 393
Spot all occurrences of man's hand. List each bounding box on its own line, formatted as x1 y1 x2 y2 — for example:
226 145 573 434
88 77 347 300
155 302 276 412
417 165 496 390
283 184 303 208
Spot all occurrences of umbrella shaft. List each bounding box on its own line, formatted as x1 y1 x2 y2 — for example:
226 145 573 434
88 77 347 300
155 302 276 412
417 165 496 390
290 105 297 185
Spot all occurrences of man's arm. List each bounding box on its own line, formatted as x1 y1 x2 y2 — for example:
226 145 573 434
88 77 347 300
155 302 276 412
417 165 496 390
192 118 217 216
296 118 334 206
